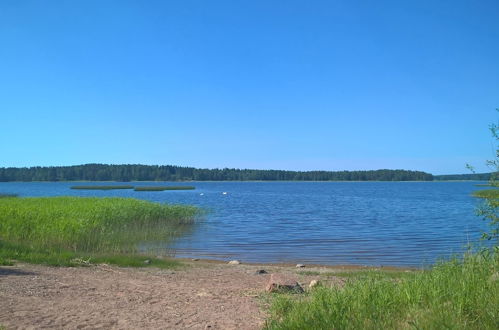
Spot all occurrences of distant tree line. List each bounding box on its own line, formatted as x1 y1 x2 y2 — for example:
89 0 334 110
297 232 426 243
433 173 491 181
0 164 435 182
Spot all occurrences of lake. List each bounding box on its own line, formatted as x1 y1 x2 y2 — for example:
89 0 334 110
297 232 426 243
0 181 488 267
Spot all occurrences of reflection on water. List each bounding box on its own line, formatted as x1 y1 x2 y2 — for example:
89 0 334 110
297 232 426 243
0 181 488 266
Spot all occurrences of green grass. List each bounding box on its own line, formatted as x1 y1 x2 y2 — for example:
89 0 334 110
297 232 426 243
0 196 199 267
266 253 499 329
70 185 134 190
134 186 195 191
0 240 181 268
0 255 14 266
473 189 499 199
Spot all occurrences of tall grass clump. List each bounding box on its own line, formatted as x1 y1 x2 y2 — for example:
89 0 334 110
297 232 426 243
473 189 499 199
70 185 134 190
0 197 199 266
266 253 499 329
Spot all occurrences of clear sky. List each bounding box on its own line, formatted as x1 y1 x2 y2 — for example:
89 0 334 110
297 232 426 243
1 1 498 174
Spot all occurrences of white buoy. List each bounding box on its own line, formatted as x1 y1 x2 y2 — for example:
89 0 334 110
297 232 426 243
222 192 228 195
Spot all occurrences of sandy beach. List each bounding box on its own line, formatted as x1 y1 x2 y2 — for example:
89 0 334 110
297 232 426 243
0 260 369 329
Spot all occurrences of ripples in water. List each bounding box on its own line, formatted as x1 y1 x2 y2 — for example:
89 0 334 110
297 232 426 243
0 181 488 266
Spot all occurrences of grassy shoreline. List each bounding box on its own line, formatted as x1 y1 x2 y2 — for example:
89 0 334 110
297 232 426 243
473 189 499 199
0 196 200 267
265 252 499 329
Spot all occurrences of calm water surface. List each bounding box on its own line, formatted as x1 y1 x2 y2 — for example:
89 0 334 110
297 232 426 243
0 181 488 267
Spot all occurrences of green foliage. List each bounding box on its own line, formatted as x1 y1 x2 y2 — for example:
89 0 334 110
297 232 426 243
266 253 499 330
0 197 199 264
473 189 499 199
476 196 499 243
0 255 14 266
70 185 134 190
473 115 499 245
134 186 195 191
0 164 434 181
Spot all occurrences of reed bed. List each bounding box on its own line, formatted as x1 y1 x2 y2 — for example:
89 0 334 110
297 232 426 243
473 189 499 199
266 253 499 329
134 186 195 191
70 185 134 190
0 196 199 266
69 185 196 191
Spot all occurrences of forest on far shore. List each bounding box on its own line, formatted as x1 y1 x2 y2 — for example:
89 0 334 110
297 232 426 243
0 164 442 182
432 173 491 181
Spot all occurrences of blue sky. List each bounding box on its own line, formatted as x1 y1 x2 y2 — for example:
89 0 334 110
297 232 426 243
1 0 498 174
